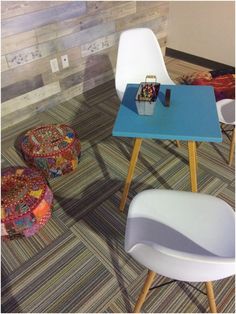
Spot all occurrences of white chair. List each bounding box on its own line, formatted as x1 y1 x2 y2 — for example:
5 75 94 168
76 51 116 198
216 99 235 166
115 27 180 148
125 189 235 313
115 28 174 101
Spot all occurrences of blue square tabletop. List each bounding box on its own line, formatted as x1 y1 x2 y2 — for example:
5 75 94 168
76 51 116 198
112 84 222 142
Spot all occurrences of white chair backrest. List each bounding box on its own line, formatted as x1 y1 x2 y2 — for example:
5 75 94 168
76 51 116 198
115 28 174 101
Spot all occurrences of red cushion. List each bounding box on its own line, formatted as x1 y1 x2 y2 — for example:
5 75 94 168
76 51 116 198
21 124 81 178
1 167 53 240
192 74 235 101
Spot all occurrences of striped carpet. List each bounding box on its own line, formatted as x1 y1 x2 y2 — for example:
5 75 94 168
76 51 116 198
1 58 235 313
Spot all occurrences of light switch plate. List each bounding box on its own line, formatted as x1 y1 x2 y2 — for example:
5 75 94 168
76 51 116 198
61 55 69 69
50 58 59 73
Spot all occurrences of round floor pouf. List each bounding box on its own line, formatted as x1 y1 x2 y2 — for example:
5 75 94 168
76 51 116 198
21 124 81 178
1 167 53 240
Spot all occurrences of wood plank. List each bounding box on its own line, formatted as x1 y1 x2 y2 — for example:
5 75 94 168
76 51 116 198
59 68 113 103
35 2 136 45
35 17 85 45
36 18 84 45
1 55 54 88
82 2 136 29
136 1 169 12
57 46 81 69
2 41 117 89
2 30 37 55
60 54 114 90
93 69 114 87
41 47 82 85
42 46 118 86
55 21 116 51
1 81 61 117
35 23 64 44
1 74 44 102
118 16 168 39
2 2 86 37
6 42 57 68
1 1 69 20
2 45 81 88
86 1 121 14
1 56 8 72
60 82 84 102
81 33 119 57
116 5 168 31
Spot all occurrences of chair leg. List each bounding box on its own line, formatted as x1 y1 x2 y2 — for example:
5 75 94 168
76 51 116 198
196 141 201 148
205 281 217 313
134 270 156 313
228 127 235 166
176 140 181 148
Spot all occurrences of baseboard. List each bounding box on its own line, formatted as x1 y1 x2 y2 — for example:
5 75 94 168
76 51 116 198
166 47 235 71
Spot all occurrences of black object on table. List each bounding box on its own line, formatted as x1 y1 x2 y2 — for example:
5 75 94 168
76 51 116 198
165 88 171 107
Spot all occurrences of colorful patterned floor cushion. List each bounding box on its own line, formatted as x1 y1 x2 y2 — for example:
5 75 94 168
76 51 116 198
178 69 235 101
1 167 53 240
21 124 81 178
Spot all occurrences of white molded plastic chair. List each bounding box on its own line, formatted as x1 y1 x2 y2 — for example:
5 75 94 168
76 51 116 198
125 189 235 313
115 28 174 102
216 99 235 166
115 28 180 149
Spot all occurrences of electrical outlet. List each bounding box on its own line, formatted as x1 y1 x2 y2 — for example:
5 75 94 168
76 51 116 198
61 55 69 69
50 58 59 73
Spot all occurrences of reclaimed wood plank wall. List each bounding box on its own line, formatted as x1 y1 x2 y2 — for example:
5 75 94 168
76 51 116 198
1 1 169 129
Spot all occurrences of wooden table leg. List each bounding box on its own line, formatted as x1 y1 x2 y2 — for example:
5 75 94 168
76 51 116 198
119 138 142 212
188 141 198 192
228 127 235 166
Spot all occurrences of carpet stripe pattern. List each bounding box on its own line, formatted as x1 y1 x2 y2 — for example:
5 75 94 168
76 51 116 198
1 58 235 313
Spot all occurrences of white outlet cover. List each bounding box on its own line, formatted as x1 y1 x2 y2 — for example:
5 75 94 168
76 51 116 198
50 58 59 73
61 55 69 68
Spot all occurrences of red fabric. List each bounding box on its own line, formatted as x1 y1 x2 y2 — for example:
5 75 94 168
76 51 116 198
191 74 235 101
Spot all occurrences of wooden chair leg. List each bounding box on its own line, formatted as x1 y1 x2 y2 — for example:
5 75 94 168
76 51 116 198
176 140 181 148
228 127 235 166
134 270 156 313
205 281 217 313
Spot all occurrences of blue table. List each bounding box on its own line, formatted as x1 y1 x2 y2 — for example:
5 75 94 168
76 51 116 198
112 84 222 211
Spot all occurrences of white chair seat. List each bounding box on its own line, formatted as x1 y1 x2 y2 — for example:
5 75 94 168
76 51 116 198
216 99 235 125
125 189 235 282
